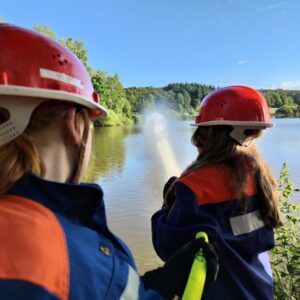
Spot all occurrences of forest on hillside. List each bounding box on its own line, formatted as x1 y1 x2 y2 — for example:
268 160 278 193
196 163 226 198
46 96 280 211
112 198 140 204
27 25 300 124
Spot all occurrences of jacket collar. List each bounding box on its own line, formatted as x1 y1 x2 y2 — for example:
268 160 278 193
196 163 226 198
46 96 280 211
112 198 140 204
6 173 105 224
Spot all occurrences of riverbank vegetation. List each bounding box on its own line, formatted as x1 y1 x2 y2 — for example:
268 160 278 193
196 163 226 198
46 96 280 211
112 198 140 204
33 25 300 124
271 164 300 299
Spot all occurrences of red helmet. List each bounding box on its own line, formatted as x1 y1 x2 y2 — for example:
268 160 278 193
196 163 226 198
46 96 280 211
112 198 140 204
195 86 273 145
0 23 107 147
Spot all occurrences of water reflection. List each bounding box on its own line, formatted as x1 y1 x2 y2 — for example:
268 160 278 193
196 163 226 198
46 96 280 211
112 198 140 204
84 126 141 182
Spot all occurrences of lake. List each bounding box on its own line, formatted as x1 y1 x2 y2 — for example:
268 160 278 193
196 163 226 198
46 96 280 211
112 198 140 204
84 116 300 274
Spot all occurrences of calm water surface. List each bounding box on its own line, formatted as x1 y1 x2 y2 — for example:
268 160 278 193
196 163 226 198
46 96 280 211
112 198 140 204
84 118 300 273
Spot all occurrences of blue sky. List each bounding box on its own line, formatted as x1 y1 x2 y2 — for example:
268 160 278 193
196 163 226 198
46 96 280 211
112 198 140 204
1 0 300 89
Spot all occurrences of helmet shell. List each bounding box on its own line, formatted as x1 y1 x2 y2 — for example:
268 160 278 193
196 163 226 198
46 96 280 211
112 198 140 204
195 86 272 128
0 23 108 147
0 23 107 118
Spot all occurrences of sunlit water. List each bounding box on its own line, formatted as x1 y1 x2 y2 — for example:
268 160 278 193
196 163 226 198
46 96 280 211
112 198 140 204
84 117 300 274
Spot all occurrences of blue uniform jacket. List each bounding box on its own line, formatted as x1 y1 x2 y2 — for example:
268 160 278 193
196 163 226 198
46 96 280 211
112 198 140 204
152 164 274 300
0 174 163 300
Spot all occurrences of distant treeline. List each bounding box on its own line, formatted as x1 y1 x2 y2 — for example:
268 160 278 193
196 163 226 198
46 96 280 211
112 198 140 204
261 89 300 117
126 85 300 120
32 24 300 125
126 83 215 117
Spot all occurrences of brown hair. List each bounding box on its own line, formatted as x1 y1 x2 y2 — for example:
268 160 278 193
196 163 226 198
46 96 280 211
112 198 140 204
167 126 282 228
0 101 72 195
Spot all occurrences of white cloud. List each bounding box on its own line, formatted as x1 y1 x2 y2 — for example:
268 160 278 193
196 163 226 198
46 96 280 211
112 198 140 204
258 1 288 12
237 60 247 65
268 81 300 90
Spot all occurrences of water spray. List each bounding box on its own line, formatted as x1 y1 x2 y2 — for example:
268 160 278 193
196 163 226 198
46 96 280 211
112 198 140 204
143 111 181 180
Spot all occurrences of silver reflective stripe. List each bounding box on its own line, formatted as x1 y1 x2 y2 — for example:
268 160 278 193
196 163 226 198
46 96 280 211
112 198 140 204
40 68 84 89
230 210 265 236
258 252 272 278
120 265 139 300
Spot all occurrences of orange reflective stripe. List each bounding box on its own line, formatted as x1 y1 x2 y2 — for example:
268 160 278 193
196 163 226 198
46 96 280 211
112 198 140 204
178 165 256 205
0 195 69 300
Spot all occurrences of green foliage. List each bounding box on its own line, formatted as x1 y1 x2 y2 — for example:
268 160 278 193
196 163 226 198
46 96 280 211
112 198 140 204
261 89 300 114
276 104 300 117
92 70 108 102
126 83 215 117
0 16 4 23
94 109 133 127
33 25 57 40
59 37 90 70
92 71 134 126
271 163 300 299
127 86 300 119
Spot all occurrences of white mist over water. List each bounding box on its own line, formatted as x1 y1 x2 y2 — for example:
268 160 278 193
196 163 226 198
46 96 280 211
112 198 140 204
143 111 182 181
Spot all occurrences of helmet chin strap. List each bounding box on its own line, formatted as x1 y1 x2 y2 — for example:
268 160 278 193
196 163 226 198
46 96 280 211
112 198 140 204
229 127 256 147
70 110 91 184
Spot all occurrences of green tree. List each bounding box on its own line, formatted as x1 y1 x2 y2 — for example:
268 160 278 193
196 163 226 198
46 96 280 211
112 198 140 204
92 70 109 106
271 164 300 299
93 72 133 126
276 105 299 117
182 90 192 111
264 92 276 107
59 38 90 70
176 93 185 112
292 93 300 105
33 25 56 40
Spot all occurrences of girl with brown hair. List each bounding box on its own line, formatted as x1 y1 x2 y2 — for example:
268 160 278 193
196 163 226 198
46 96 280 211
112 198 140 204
152 86 282 299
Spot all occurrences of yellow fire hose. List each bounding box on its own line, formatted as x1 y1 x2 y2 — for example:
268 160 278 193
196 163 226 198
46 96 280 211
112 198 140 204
182 232 209 300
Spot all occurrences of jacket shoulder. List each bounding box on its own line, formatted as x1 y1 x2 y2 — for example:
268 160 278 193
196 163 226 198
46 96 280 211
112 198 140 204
0 195 69 300
178 164 256 205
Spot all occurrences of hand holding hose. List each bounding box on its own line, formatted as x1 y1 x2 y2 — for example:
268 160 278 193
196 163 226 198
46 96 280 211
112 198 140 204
142 234 219 299
182 232 219 300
